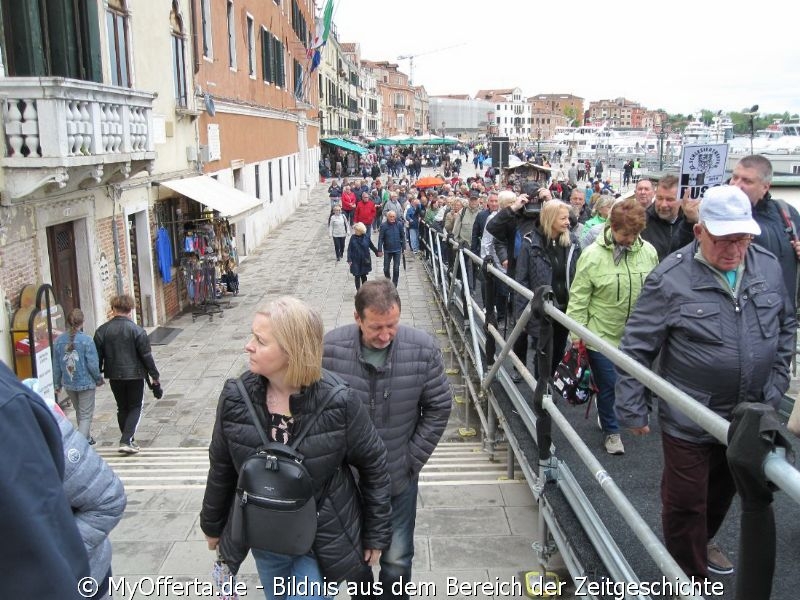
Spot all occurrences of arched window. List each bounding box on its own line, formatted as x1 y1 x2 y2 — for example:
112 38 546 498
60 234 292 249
170 2 188 107
106 0 131 87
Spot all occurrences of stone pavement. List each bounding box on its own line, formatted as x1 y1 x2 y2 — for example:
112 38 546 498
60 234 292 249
81 166 548 599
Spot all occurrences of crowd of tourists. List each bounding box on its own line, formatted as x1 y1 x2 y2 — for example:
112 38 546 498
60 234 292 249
6 141 800 599
325 148 800 584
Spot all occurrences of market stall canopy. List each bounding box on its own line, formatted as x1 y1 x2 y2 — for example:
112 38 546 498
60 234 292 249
409 134 458 145
372 137 411 146
321 137 368 154
160 176 261 220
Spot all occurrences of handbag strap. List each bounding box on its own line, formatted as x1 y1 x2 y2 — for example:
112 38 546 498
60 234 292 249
233 377 346 450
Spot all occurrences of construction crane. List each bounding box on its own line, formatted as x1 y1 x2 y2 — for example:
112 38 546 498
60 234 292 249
397 43 466 85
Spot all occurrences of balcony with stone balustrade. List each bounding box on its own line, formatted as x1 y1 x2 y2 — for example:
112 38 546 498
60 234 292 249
1 77 157 202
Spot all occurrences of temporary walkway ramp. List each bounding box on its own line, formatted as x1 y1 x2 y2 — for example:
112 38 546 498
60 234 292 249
417 224 800 600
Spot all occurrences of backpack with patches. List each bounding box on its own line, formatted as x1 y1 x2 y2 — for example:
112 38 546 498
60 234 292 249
552 341 596 406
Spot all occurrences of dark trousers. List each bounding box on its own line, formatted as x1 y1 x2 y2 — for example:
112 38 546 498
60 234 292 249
586 349 620 433
354 274 368 290
383 251 401 286
110 378 145 444
531 322 569 379
333 236 345 259
661 433 737 579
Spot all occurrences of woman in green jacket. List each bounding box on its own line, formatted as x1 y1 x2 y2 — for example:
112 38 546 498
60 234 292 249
566 197 658 456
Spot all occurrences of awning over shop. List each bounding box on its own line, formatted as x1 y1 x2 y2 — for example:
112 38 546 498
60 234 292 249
321 137 368 154
160 176 262 220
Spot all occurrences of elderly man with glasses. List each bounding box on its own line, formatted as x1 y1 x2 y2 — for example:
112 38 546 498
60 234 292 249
615 185 796 580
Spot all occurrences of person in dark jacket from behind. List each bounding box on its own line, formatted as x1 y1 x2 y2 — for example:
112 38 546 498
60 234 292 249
94 294 160 454
640 174 698 262
348 221 380 290
0 361 90 600
201 297 392 597
322 279 452 600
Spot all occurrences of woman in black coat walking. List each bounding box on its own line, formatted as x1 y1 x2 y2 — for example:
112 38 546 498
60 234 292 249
347 222 380 290
200 297 391 597
515 200 581 377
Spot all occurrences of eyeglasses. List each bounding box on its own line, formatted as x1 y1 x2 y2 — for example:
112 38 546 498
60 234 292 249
703 226 752 250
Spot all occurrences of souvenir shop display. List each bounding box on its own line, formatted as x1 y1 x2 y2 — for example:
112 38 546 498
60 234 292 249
179 216 240 322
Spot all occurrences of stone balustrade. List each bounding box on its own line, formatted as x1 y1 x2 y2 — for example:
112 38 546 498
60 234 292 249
0 77 157 200
1 77 156 166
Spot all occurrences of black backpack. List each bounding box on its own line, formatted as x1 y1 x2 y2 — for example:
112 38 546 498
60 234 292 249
229 378 345 555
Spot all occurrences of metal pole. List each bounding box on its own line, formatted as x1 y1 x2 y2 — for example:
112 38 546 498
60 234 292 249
543 394 705 600
458 247 484 379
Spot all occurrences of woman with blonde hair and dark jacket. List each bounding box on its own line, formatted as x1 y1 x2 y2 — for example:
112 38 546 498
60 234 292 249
515 200 581 378
201 297 391 599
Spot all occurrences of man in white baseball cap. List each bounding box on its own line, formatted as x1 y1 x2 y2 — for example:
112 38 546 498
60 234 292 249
615 183 795 579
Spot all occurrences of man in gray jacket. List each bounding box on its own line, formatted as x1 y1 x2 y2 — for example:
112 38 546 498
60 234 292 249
615 185 796 579
322 279 452 599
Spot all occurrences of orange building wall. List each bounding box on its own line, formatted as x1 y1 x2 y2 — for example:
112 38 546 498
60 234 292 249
195 0 317 165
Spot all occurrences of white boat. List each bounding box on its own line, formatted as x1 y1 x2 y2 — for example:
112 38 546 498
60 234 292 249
726 120 800 175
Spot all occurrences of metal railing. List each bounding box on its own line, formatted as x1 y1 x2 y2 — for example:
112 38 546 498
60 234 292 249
416 220 800 600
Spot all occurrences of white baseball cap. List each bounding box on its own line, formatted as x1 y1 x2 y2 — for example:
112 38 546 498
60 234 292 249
700 185 761 237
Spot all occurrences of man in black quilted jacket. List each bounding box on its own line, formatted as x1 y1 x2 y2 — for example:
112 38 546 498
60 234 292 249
94 294 160 454
322 278 452 599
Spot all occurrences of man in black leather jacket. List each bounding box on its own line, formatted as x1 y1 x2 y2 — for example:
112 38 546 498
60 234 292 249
94 294 160 454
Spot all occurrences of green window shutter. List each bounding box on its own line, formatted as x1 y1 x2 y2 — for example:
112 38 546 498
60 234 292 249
4 0 47 76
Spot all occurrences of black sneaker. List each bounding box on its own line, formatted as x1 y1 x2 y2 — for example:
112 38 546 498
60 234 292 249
88 436 96 446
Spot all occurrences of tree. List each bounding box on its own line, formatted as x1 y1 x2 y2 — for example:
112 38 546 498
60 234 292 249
563 105 579 125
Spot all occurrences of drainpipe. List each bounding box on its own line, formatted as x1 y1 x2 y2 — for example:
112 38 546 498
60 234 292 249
108 185 125 296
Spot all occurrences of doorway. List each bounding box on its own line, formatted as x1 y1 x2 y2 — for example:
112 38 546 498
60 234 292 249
47 221 81 317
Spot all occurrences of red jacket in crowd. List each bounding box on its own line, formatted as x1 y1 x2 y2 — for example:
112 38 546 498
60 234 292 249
354 199 376 225
341 190 357 211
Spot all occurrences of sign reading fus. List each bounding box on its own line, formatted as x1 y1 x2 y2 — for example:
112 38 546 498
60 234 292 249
679 143 729 200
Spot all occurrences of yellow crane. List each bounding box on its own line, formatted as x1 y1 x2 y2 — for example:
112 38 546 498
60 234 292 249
397 43 466 85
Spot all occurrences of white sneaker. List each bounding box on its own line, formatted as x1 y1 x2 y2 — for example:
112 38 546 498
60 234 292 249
604 434 625 455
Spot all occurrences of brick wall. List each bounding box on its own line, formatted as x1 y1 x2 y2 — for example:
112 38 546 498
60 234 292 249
95 214 131 320
0 236 41 310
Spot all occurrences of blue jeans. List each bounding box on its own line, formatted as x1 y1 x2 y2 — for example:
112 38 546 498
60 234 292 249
381 479 418 598
252 549 330 600
383 252 401 286
351 479 418 600
408 228 419 252
587 349 620 434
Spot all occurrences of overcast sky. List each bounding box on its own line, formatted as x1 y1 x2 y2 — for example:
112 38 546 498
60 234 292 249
329 0 800 118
